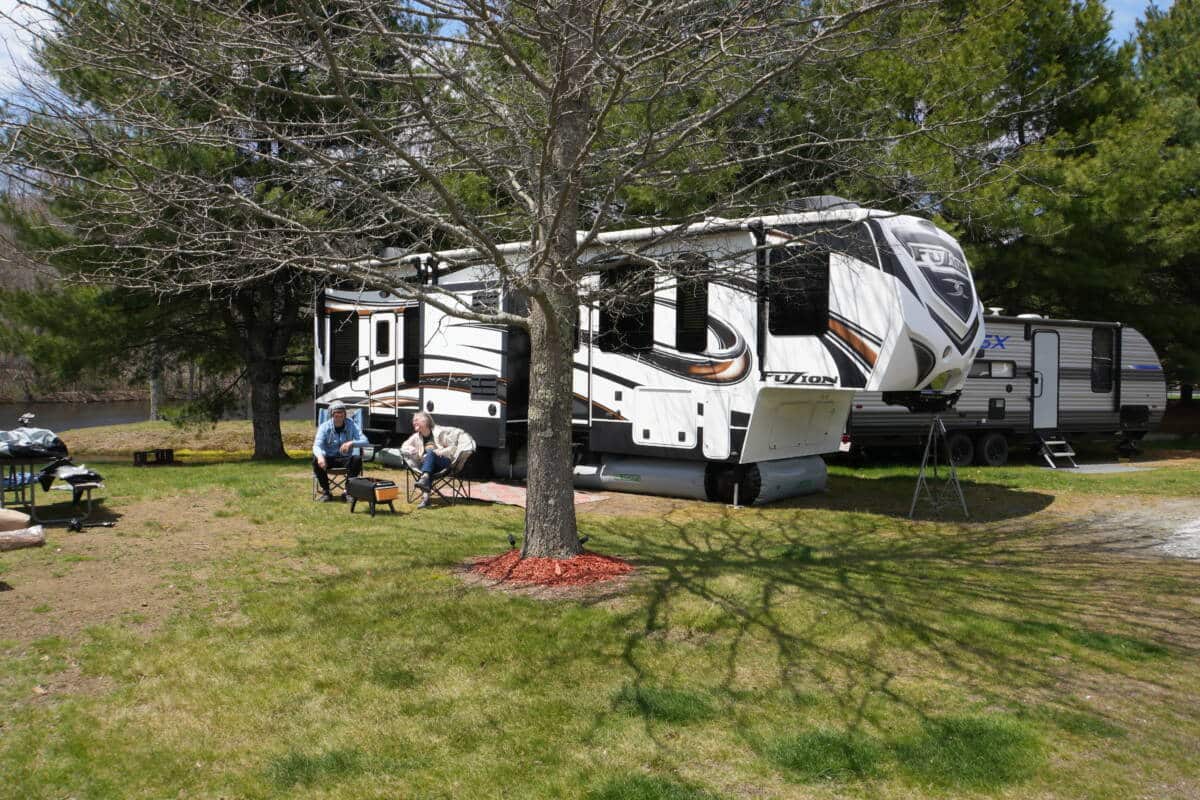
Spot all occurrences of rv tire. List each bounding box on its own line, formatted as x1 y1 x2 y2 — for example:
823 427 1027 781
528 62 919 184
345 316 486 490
945 432 974 467
976 432 1009 467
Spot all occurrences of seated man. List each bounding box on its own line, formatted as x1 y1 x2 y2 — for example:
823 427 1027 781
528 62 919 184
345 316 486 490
312 401 369 502
400 412 474 509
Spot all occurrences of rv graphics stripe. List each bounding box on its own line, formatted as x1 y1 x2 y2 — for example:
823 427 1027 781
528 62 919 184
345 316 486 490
820 338 868 388
828 310 882 345
586 300 752 386
824 330 873 376
827 319 878 368
928 309 980 356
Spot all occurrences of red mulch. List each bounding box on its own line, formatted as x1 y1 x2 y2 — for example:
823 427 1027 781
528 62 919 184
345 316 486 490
468 549 634 587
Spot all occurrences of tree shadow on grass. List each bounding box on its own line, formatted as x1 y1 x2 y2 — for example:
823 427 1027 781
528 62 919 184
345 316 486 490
577 473 1197 791
771 471 1055 522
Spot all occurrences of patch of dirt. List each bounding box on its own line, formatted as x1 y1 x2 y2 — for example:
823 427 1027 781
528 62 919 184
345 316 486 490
0 491 296 656
60 419 314 457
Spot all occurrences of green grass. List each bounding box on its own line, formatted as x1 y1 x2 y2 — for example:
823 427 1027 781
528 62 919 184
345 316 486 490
2 452 1200 798
762 728 886 781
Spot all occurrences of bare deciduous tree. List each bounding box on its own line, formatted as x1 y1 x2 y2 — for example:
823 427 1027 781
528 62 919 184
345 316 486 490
2 0 1026 557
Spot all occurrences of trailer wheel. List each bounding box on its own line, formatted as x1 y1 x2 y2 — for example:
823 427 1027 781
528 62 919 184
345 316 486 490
945 432 974 467
976 432 1009 467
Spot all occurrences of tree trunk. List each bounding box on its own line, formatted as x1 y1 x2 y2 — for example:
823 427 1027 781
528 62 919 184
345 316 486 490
248 359 287 459
1182 383 1193 405
521 290 581 559
148 347 164 421
227 282 302 460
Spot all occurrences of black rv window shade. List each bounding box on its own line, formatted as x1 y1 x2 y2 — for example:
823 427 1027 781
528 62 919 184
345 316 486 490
766 244 829 336
375 319 390 357
328 311 358 382
672 255 709 353
598 261 654 353
403 304 421 384
1092 327 1115 393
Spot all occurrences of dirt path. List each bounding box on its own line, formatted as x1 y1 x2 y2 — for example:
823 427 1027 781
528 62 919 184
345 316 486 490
0 491 288 648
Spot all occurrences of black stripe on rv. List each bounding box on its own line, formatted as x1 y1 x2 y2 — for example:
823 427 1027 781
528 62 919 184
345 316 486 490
928 310 980 355
867 219 919 299
824 331 873 375
821 339 868 388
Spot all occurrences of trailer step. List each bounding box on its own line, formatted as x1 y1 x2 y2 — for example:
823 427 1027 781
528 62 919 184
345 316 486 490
1036 433 1077 469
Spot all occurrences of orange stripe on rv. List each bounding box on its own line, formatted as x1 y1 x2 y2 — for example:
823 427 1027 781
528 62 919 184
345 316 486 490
827 320 878 367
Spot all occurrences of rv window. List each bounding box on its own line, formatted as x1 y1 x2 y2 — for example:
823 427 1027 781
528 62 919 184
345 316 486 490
1091 328 1115 393
767 244 828 336
969 360 1016 378
598 262 654 353
403 304 421 384
672 256 709 353
375 319 390 357
992 361 1015 379
328 311 358 382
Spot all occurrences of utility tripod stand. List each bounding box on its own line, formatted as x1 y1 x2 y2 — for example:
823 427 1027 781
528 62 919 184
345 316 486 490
909 416 969 519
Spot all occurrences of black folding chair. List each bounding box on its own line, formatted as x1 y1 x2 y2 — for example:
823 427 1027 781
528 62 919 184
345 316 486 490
406 450 474 505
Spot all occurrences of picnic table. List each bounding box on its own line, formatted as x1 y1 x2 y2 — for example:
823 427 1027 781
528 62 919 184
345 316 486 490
1 457 103 524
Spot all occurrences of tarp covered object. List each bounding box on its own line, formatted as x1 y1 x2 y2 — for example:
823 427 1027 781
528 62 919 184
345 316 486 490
0 428 69 460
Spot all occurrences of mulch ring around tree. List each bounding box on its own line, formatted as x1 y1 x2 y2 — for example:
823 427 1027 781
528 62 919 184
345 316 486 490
456 549 636 601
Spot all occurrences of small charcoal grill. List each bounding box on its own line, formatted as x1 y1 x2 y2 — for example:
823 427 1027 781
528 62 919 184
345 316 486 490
346 476 400 517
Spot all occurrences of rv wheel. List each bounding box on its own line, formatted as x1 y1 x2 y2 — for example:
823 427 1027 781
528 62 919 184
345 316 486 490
976 432 1009 467
945 432 974 467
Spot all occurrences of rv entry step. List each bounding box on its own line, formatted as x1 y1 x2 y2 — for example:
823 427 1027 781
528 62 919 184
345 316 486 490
1036 432 1077 469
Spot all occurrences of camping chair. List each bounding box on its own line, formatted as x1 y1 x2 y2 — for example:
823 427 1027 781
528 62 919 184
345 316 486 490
311 405 363 501
406 449 474 505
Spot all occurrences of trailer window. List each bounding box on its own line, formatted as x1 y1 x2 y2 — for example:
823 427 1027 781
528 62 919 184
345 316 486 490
1092 328 1115 393
672 255 709 353
598 262 654 353
329 311 358 382
375 319 391 357
969 360 1015 378
767 244 828 336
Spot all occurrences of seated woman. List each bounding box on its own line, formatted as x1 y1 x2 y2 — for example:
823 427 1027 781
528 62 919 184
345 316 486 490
312 401 369 501
400 412 474 509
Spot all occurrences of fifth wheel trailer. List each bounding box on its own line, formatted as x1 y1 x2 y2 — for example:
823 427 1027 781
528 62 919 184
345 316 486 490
846 315 1166 466
314 199 986 503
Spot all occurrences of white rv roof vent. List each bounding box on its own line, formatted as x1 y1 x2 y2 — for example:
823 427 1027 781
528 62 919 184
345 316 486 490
987 307 1005 316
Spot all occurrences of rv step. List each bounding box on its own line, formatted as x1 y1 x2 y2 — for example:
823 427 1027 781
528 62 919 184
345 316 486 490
1036 434 1077 469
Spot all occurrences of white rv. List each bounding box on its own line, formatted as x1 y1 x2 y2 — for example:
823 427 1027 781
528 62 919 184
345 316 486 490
846 315 1166 467
314 200 986 502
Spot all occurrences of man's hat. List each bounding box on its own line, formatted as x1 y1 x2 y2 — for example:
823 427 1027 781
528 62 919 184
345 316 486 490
329 401 347 412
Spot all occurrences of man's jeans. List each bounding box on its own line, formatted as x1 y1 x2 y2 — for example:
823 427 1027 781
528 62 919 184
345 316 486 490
313 453 362 494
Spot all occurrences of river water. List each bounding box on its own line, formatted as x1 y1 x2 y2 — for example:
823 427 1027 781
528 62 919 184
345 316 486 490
0 401 314 432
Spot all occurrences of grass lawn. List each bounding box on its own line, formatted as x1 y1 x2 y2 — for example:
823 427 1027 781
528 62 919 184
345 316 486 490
2 436 1200 798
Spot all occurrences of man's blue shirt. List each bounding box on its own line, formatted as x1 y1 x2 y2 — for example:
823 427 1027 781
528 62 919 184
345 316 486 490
312 415 369 459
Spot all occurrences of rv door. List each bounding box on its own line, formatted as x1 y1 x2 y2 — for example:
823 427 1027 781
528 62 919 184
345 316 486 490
1032 330 1060 431
369 312 399 414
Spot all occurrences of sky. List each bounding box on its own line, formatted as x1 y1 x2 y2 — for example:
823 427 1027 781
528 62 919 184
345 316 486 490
0 0 1174 95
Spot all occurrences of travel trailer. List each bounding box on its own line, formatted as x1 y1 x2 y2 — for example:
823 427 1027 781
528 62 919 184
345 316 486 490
314 199 986 502
846 315 1166 467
